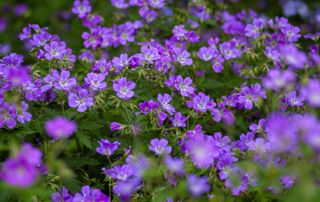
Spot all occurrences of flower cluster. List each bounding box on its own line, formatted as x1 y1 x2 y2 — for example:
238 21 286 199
1 0 320 201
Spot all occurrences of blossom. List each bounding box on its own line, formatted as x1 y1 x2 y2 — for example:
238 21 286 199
45 116 77 139
110 122 123 131
265 113 298 153
169 112 187 128
173 49 193 66
280 176 295 189
113 178 140 201
244 18 264 38
113 77 136 100
148 138 172 155
280 44 306 69
187 175 210 196
72 0 91 19
96 139 120 156
43 41 66 60
197 47 218 61
0 144 42 187
140 45 160 63
301 79 320 107
81 28 103 50
52 69 77 91
139 100 159 114
0 103 17 129
186 92 215 113
68 88 94 112
174 75 195 97
51 187 74 202
172 25 188 40
73 186 110 202
237 84 266 110
184 134 219 168
280 91 304 110
219 40 241 60
84 72 106 91
103 164 134 181
212 55 224 73
112 53 129 71
157 93 175 114
263 69 296 91
164 156 184 176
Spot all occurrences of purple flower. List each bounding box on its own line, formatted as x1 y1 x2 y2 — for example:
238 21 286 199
126 153 149 177
1 144 42 187
172 25 188 40
91 58 112 73
148 0 165 8
113 77 136 100
264 46 280 63
103 164 134 181
68 88 94 112
0 103 17 129
140 45 160 63
17 102 32 124
184 134 219 168
174 75 195 97
139 100 159 114
157 111 167 126
84 72 106 91
187 175 210 196
43 41 66 60
211 102 234 124
197 47 218 61
5 67 31 86
96 139 120 156
265 113 298 153
51 187 74 202
249 119 265 134
281 24 301 43
244 18 264 38
45 116 77 139
52 69 77 91
237 84 266 110
280 176 295 189
164 156 184 176
280 44 306 69
148 138 172 155
72 0 91 19
280 91 304 110
111 0 129 9
219 41 241 60
212 55 224 73
73 186 110 202
112 53 129 71
186 92 214 113
82 28 103 50
169 112 187 128
157 93 175 114
263 69 296 91
224 169 251 196
301 79 320 107
31 31 52 47
113 178 140 201
247 138 270 160
110 122 123 131
173 49 193 66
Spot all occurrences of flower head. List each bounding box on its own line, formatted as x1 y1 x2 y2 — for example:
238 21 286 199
148 138 172 156
45 116 77 139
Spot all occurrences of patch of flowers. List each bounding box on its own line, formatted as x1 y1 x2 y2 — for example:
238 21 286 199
0 0 320 201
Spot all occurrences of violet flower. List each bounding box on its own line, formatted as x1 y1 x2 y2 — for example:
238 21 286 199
96 139 120 156
148 138 172 155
